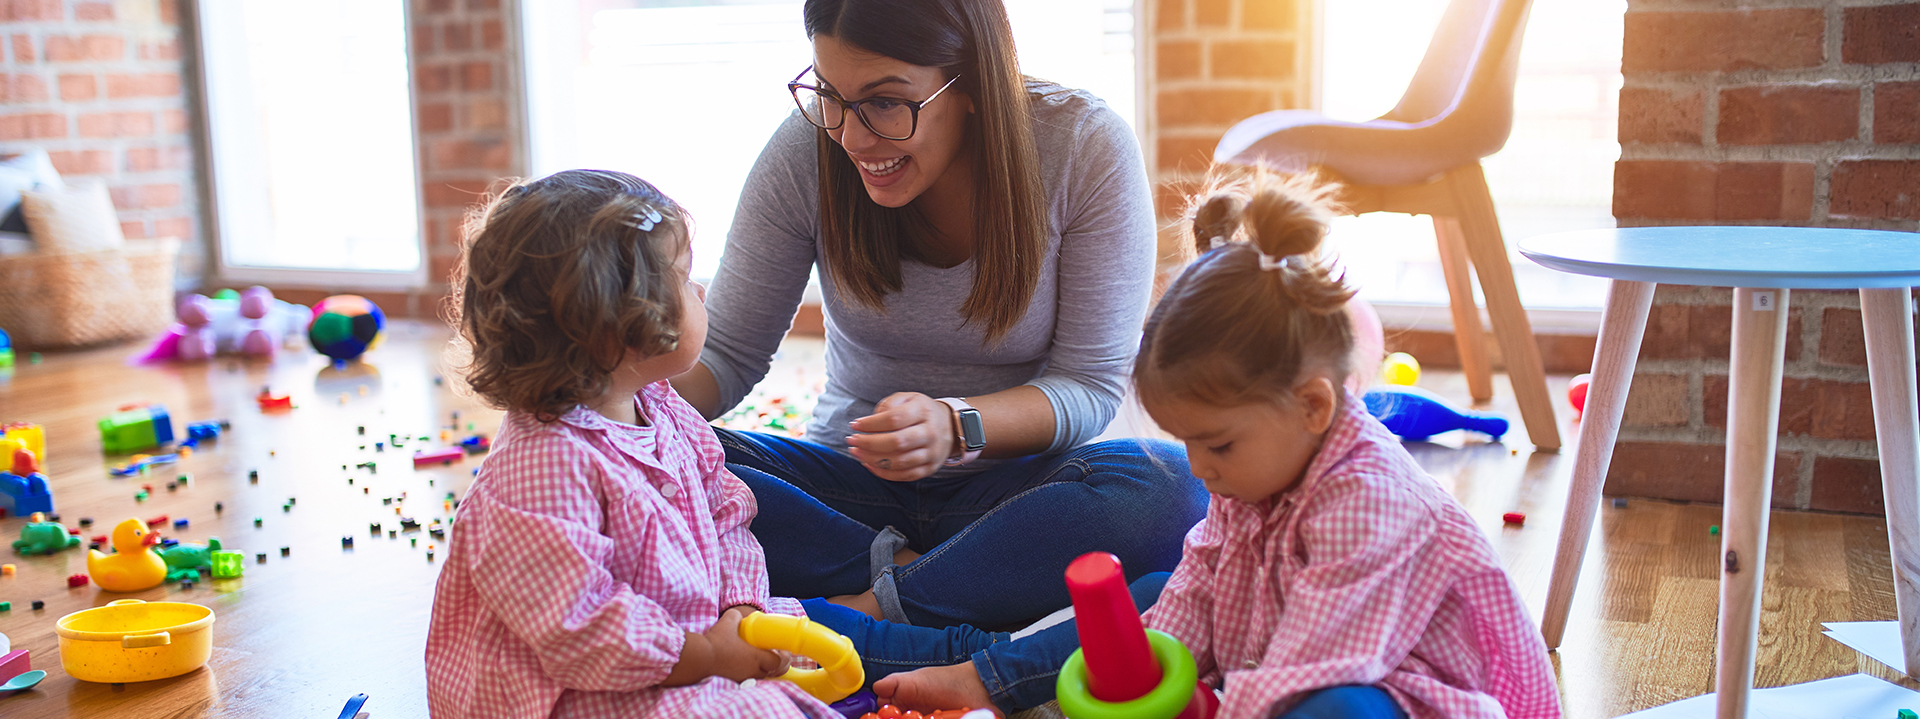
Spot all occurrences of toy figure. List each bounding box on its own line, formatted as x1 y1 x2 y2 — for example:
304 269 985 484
136 286 309 362
87 518 167 592
12 512 79 555
157 537 223 582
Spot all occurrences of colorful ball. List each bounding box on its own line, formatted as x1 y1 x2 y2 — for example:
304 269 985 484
1568 373 1592 416
308 295 385 361
1381 352 1421 386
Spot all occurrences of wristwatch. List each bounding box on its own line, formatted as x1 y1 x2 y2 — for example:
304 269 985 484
936 397 985 466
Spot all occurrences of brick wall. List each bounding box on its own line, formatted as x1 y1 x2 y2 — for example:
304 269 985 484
1607 0 1920 514
0 0 201 284
1144 0 1311 260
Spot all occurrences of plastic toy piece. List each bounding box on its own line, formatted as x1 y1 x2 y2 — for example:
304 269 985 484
737 611 865 703
0 564 12 575
98 405 175 455
1380 351 1421 386
0 327 10 367
1056 552 1216 719
87 519 167 592
157 538 223 582
1502 512 1525 525
256 387 293 411
459 434 491 454
857 707 981 719
830 690 880 718
1612 498 1628 509
1567 373 1592 417
29 601 42 610
0 647 27 679
66 573 88 588
412 447 463 467
107 453 179 478
13 513 80 555
210 550 244 578
136 287 309 363
1898 709 1916 719
0 449 53 517
0 423 45 468
1362 386 1509 442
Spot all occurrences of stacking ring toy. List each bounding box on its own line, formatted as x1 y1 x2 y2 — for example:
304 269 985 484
737 612 865 703
1056 629 1199 719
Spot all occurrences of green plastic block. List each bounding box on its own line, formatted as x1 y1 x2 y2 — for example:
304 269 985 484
1899 709 1916 719
210 550 244 578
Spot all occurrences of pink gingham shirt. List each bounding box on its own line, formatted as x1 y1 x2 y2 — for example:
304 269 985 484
426 381 833 719
1143 392 1561 719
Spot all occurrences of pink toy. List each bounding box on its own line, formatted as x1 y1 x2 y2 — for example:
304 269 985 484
137 287 309 363
1567 373 1592 418
413 447 464 468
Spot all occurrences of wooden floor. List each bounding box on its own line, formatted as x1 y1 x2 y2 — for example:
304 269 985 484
0 321 1907 718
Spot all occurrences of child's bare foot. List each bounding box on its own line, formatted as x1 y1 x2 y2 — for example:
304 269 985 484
894 547 922 566
826 590 885 620
874 662 999 717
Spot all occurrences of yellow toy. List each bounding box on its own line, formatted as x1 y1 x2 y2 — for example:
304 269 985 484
57 599 215 683
1381 352 1421 386
87 519 167 592
737 611 864 703
0 423 44 467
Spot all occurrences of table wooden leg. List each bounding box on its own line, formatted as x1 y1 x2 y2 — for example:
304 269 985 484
1716 287 1790 719
1862 287 1920 677
1541 279 1654 649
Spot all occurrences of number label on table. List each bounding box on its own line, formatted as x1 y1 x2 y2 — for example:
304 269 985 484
1753 292 1775 311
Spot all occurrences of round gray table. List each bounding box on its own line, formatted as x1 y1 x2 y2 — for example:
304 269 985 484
1520 226 1920 719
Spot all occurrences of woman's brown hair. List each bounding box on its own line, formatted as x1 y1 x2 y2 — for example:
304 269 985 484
803 0 1048 342
1135 168 1358 408
450 169 690 422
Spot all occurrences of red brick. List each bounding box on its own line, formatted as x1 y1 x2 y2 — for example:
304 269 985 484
1157 135 1218 174
1717 84 1858 145
425 0 455 15
153 216 192 239
1820 307 1867 368
1603 440 1800 508
1210 39 1293 80
1622 372 1690 427
1157 87 1274 128
1830 160 1920 221
138 39 179 61
12 35 33 64
1 74 48 103
480 19 503 51
158 0 178 26
44 35 125 63
467 98 506 130
1877 82 1920 145
1618 87 1702 144
108 183 182 211
0 112 66 140
105 72 180 99
443 21 472 52
1613 160 1814 222
418 102 453 134
460 61 492 91
466 0 500 10
432 138 512 172
1195 0 1230 27
1704 375 1874 440
1158 40 1201 80
58 73 95 100
417 64 452 94
1156 0 1186 31
46 149 110 176
74 3 114 21
1242 0 1293 30
1810 456 1884 514
1843 4 1920 65
161 109 187 133
1623 10 1823 73
423 180 497 209
4 0 61 21
125 145 188 172
413 23 435 55
119 220 147 239
1640 302 1803 362
78 111 151 138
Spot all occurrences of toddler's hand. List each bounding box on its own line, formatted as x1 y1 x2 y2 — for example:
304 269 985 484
706 607 793 682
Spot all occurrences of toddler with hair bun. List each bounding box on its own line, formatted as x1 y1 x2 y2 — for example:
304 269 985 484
1133 169 1562 719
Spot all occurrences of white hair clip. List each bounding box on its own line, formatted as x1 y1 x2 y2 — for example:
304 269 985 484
624 205 665 233
1209 235 1230 249
1258 253 1290 272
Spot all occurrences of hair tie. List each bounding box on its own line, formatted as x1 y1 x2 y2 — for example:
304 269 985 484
1208 235 1230 249
1258 253 1290 272
623 205 664 232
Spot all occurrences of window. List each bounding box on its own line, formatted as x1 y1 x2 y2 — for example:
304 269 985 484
1321 0 1619 328
522 0 1137 283
195 0 425 287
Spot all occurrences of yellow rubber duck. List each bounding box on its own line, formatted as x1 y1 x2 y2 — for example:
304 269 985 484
87 518 166 592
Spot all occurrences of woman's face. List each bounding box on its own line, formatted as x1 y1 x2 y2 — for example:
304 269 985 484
811 34 973 209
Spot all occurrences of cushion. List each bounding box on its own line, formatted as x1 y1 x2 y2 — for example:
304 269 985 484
20 182 125 253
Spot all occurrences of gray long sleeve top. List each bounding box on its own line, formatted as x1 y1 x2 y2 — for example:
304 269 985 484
698 80 1155 462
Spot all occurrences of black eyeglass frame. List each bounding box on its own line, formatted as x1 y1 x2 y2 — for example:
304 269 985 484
787 65 962 142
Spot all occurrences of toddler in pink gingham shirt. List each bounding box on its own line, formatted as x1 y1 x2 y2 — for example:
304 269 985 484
426 170 836 719
1129 170 1561 718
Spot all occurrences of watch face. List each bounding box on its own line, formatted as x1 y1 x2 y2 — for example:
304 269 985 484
957 408 986 451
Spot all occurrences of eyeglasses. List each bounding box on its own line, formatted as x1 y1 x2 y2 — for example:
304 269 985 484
788 66 962 142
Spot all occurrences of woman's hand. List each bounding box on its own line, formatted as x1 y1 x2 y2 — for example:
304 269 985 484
848 392 955 482
705 607 793 682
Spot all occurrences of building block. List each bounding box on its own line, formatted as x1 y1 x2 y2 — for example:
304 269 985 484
0 449 52 517
0 423 45 466
0 648 28 679
413 447 463 467
98 405 175 454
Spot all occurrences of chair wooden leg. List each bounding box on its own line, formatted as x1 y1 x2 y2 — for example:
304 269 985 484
1541 279 1654 648
1862 287 1920 678
1444 164 1561 450
1433 216 1494 402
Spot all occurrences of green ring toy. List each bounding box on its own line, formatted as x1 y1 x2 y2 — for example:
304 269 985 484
1055 629 1199 719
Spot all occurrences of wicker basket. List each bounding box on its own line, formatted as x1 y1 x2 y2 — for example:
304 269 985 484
0 238 179 349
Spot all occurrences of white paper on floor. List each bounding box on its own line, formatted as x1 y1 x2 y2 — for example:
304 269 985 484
1617 674 1920 719
1823 620 1909 673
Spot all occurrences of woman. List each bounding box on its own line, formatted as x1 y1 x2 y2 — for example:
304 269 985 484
672 0 1206 707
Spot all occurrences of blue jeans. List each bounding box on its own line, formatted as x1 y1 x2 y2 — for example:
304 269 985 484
1275 685 1406 719
802 572 1172 715
716 428 1207 630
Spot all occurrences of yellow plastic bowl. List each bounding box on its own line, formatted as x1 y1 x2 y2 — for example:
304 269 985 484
56 599 214 683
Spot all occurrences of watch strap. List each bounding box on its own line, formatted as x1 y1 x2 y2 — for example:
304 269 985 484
936 397 984 466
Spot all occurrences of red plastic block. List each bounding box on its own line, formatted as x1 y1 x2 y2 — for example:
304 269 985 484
66 573 88 588
1503 512 1526 525
413 447 463 467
